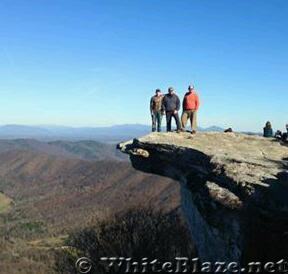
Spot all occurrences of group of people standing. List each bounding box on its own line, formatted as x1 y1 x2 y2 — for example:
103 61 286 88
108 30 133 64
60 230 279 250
150 85 200 133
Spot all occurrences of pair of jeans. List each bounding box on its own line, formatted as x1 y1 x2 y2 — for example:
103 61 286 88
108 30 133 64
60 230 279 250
165 111 181 132
151 111 163 132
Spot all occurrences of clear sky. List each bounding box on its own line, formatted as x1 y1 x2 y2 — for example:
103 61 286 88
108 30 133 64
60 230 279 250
0 0 287 132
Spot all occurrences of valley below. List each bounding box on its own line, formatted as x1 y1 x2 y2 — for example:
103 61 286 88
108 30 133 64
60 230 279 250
0 139 181 274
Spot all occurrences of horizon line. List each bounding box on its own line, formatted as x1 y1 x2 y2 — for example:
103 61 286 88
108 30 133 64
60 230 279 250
0 123 262 133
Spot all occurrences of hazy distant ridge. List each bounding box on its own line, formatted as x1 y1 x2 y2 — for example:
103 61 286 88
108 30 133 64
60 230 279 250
0 124 225 141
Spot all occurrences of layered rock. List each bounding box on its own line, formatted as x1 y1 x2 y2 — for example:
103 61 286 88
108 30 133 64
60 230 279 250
118 132 288 266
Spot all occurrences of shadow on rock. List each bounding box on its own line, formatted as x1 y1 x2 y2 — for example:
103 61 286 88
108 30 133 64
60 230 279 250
243 156 288 264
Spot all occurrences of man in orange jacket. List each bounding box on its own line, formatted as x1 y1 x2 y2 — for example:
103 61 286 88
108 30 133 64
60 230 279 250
181 85 200 134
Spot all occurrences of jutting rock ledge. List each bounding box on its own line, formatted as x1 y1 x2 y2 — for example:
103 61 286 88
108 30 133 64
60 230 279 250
118 132 288 266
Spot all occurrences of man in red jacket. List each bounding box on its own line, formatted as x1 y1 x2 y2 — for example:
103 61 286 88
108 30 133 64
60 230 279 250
181 85 200 134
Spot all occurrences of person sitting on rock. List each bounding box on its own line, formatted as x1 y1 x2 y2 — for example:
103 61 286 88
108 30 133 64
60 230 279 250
263 121 273 138
275 130 282 140
282 124 288 142
150 89 164 132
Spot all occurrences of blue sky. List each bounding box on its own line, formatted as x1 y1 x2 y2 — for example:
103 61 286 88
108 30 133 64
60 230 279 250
0 0 287 131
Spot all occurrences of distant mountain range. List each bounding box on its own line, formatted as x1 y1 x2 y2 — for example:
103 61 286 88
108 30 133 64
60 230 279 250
0 138 127 161
0 124 226 142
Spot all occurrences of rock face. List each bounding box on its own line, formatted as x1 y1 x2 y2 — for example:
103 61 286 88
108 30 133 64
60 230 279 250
118 132 288 266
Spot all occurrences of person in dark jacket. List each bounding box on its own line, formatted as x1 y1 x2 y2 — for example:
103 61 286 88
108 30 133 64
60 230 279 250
263 121 273 138
282 124 288 142
150 89 164 132
162 87 182 132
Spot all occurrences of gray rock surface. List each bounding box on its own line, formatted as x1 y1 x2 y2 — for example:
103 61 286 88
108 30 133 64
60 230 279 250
118 132 288 267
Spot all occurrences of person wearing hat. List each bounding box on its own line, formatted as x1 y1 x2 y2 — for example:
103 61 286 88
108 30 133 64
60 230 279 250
181 85 200 134
150 89 164 132
162 87 182 132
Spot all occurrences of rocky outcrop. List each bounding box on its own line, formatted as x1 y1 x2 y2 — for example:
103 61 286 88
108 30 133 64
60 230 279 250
118 132 288 266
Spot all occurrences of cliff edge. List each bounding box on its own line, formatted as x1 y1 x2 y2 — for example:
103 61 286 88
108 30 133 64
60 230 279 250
118 132 288 266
